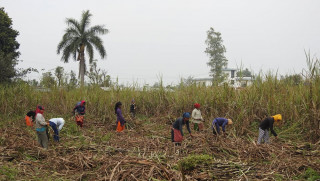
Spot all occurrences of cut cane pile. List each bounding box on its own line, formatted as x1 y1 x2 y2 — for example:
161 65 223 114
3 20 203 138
1 117 320 180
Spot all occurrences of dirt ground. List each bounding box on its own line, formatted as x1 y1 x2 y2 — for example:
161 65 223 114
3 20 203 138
1 116 320 180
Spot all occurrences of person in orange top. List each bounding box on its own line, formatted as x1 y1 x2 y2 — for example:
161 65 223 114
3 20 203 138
25 110 36 127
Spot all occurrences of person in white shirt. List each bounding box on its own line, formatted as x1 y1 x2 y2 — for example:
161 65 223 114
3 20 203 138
49 118 65 142
35 106 49 149
191 103 204 131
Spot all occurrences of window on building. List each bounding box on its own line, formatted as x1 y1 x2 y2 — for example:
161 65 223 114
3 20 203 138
231 80 235 85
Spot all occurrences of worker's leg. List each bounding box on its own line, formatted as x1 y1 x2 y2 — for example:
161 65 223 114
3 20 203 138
264 130 270 144
215 124 220 135
257 128 265 144
50 122 59 142
194 123 199 131
37 131 48 149
42 131 48 149
199 122 204 131
212 126 217 135
37 131 42 146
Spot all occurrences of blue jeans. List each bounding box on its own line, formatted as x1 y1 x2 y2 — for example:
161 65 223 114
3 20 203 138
49 122 59 142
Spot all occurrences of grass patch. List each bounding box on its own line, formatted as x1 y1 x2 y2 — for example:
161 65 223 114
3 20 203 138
178 154 213 171
300 168 320 181
0 164 19 180
101 132 113 142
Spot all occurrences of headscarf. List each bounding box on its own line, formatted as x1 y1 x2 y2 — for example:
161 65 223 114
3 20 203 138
183 112 190 118
80 100 86 106
272 114 282 122
194 103 200 109
115 102 122 114
35 105 44 116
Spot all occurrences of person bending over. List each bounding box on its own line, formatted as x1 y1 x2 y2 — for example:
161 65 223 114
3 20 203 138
257 114 282 144
212 117 233 135
171 112 193 143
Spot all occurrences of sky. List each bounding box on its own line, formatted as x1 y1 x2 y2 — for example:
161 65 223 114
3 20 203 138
2 0 320 86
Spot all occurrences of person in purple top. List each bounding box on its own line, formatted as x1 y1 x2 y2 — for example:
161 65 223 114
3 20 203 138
212 117 233 135
115 102 126 132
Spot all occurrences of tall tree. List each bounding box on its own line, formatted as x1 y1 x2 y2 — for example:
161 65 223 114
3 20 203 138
0 52 16 82
204 27 228 84
282 74 303 85
87 60 111 87
57 10 108 86
237 68 252 77
54 66 64 86
68 70 78 87
0 8 20 59
40 72 56 88
0 7 20 83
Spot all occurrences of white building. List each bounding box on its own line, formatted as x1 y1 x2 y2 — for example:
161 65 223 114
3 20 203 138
193 68 254 88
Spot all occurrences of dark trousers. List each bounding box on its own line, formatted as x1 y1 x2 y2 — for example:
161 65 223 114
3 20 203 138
49 122 59 142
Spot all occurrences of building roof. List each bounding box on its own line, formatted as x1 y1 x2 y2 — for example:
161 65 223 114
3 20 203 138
222 68 237 71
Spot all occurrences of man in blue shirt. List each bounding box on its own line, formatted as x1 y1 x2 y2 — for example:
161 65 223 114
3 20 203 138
212 117 233 135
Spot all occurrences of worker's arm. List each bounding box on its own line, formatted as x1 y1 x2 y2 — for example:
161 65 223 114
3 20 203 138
179 120 184 136
270 120 277 137
222 119 228 132
186 121 192 134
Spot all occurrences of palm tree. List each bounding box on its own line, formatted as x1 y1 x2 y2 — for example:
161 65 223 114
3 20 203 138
57 10 108 86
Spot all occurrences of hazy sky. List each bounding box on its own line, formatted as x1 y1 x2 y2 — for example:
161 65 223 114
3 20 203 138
2 0 320 85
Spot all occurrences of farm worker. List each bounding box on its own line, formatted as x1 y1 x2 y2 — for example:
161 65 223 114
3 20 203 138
48 118 65 142
25 110 36 127
171 112 193 142
115 101 126 132
257 114 282 144
191 103 204 131
130 99 136 118
212 117 233 135
35 105 49 149
73 100 86 128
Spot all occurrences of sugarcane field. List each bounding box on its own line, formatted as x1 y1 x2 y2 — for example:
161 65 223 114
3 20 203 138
1 82 320 180
1 1 320 180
